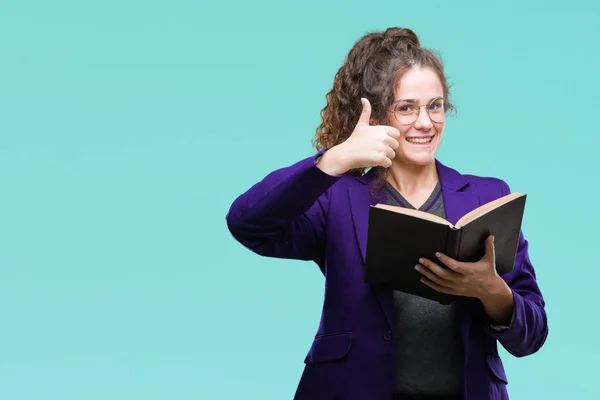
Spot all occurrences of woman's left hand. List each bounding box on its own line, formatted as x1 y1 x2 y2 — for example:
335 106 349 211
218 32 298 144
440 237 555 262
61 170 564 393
417 234 515 325
416 235 500 300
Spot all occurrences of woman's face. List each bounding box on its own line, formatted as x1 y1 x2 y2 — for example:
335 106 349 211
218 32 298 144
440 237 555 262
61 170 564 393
384 66 447 168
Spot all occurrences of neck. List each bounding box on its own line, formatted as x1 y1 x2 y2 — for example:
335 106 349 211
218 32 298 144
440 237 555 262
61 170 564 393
386 160 439 196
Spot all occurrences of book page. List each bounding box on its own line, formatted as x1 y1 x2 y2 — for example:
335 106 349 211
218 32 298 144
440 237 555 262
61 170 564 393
455 192 523 229
373 204 453 226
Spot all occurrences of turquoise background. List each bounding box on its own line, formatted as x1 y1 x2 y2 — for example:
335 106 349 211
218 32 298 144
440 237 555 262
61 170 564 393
0 0 597 398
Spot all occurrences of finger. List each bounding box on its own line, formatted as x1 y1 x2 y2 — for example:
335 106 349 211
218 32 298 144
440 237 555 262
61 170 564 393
384 136 400 150
420 257 460 281
415 263 454 288
434 252 464 273
380 155 393 168
482 235 496 262
385 126 401 138
420 276 454 295
357 98 372 126
374 125 401 139
386 147 396 160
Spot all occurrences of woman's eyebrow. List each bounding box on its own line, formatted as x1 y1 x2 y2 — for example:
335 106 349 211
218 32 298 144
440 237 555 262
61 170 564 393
396 97 443 102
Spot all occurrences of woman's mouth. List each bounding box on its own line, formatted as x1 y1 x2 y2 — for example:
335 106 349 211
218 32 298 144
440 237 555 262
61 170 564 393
405 134 435 145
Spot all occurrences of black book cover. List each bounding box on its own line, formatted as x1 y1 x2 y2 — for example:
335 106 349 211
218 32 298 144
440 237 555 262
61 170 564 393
364 193 526 304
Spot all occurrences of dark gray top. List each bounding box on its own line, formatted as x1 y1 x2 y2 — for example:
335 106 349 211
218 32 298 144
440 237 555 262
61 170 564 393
384 181 464 396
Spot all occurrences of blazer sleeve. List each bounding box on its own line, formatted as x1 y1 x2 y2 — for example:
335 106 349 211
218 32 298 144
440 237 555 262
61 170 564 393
225 150 341 268
485 180 549 357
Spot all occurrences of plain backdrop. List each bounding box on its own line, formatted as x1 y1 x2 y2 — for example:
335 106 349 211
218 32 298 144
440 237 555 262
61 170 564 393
0 0 598 399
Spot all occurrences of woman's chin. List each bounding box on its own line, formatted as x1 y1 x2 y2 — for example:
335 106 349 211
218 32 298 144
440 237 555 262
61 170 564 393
410 157 436 167
395 150 438 167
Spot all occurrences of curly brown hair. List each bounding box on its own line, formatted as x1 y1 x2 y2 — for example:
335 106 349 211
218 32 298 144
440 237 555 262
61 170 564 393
313 27 455 186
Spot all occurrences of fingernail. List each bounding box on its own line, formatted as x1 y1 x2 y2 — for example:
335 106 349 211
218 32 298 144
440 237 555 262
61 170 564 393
414 264 420 271
418 258 424 264
435 252 441 258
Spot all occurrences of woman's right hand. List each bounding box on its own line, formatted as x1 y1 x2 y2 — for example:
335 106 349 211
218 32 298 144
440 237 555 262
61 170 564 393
317 98 400 176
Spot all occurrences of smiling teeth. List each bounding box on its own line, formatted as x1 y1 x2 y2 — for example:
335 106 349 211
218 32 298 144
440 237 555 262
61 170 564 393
406 137 432 144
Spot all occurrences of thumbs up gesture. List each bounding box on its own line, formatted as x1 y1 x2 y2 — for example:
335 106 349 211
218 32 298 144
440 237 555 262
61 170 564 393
317 98 401 176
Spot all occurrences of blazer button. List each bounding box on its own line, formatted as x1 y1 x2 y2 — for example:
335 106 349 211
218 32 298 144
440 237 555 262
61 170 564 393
384 330 392 341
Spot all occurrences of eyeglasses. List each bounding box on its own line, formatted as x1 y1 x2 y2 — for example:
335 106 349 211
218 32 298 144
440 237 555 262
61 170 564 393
389 97 447 125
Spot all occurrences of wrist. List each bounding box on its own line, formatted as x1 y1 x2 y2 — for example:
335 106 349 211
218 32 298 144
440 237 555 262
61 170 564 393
316 145 350 176
480 276 514 325
481 276 511 302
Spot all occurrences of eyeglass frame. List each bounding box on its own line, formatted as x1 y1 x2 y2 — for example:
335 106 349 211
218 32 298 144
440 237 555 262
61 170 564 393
387 96 448 125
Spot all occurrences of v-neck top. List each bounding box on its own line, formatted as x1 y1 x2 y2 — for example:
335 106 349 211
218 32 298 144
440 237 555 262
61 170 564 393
384 180 446 217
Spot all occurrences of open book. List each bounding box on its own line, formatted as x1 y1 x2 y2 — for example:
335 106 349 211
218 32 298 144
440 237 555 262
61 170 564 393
364 192 526 304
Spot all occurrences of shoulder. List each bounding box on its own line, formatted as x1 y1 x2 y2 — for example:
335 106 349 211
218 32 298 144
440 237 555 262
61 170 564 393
436 159 511 199
464 173 511 196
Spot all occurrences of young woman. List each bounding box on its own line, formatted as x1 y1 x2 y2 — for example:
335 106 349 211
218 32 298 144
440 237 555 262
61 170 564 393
226 27 548 400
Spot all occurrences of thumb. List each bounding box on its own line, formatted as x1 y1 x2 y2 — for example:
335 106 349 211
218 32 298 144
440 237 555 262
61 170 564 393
483 235 496 263
357 98 372 126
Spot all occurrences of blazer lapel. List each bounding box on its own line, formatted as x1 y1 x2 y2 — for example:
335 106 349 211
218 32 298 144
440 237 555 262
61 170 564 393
347 170 384 264
435 159 480 225
347 169 394 328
